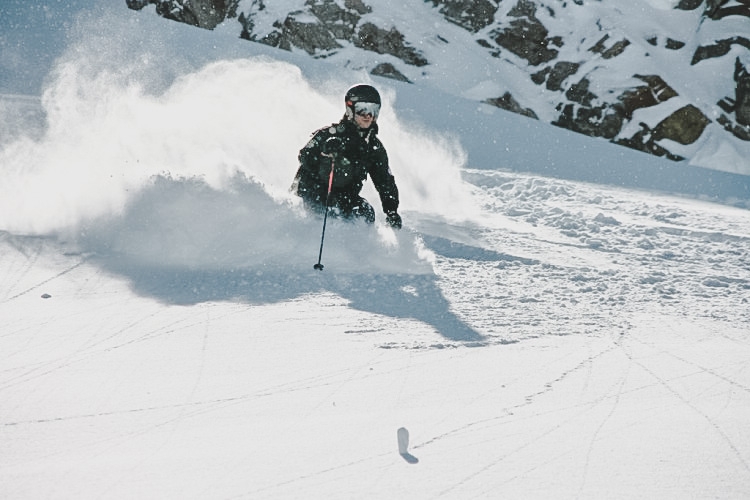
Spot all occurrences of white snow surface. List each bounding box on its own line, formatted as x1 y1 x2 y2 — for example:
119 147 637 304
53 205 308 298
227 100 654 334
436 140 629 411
1 3 750 499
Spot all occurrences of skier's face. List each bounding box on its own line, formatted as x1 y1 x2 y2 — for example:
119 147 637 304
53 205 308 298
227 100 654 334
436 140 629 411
354 111 375 129
351 101 379 129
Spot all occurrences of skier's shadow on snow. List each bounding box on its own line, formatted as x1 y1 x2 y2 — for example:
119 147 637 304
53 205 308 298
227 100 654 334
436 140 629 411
325 273 484 343
94 260 484 343
78 175 487 343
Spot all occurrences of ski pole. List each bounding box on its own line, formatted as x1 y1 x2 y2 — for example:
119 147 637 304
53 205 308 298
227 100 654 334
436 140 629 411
313 157 335 271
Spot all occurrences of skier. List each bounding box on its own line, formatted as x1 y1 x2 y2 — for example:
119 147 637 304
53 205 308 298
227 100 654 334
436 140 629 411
292 84 402 229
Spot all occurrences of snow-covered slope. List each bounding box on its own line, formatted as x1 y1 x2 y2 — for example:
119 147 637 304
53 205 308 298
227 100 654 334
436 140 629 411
1 2 750 499
3 168 750 498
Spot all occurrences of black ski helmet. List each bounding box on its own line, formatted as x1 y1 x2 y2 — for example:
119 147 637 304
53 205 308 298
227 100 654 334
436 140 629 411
345 84 381 119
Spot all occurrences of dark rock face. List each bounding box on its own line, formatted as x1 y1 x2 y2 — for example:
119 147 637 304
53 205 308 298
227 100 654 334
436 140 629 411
692 37 750 65
255 1 357 55
427 0 498 33
653 105 711 145
126 0 237 29
532 62 580 91
613 104 711 161
484 93 539 119
532 65 680 144
553 102 624 141
589 35 631 60
735 58 750 126
715 58 750 141
706 0 750 20
130 0 427 68
354 23 429 67
242 0 428 68
489 0 561 66
676 0 704 10
371 63 412 83
618 75 679 120
268 10 347 54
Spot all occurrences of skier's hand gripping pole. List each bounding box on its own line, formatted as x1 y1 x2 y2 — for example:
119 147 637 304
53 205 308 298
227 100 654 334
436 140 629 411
314 156 335 271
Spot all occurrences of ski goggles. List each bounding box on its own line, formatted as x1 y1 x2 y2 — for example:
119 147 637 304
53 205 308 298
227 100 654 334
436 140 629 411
353 101 380 118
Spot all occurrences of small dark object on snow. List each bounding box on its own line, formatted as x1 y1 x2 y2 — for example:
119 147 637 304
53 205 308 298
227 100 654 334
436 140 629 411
397 427 419 464
41 293 52 299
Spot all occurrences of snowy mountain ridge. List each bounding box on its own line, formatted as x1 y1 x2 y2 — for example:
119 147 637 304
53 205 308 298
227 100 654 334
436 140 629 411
127 0 750 175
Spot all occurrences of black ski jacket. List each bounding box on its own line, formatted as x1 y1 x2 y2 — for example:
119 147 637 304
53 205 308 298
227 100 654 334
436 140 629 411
293 118 399 214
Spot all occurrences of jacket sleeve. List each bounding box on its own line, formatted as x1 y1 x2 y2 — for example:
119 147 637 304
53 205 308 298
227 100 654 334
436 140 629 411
294 130 328 203
368 143 399 213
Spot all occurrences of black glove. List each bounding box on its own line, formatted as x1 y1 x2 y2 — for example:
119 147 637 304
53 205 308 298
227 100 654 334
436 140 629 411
386 210 402 229
322 136 345 156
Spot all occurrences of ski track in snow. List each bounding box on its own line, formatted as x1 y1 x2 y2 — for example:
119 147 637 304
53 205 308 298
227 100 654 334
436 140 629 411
2 170 750 498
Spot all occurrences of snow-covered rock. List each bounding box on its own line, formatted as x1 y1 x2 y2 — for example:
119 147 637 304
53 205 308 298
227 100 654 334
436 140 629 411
126 0 750 174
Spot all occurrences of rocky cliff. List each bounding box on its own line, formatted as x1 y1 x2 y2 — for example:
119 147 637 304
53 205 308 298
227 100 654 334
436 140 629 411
126 0 750 170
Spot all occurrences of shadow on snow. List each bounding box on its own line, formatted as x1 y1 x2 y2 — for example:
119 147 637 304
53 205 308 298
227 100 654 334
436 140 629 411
94 259 485 343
